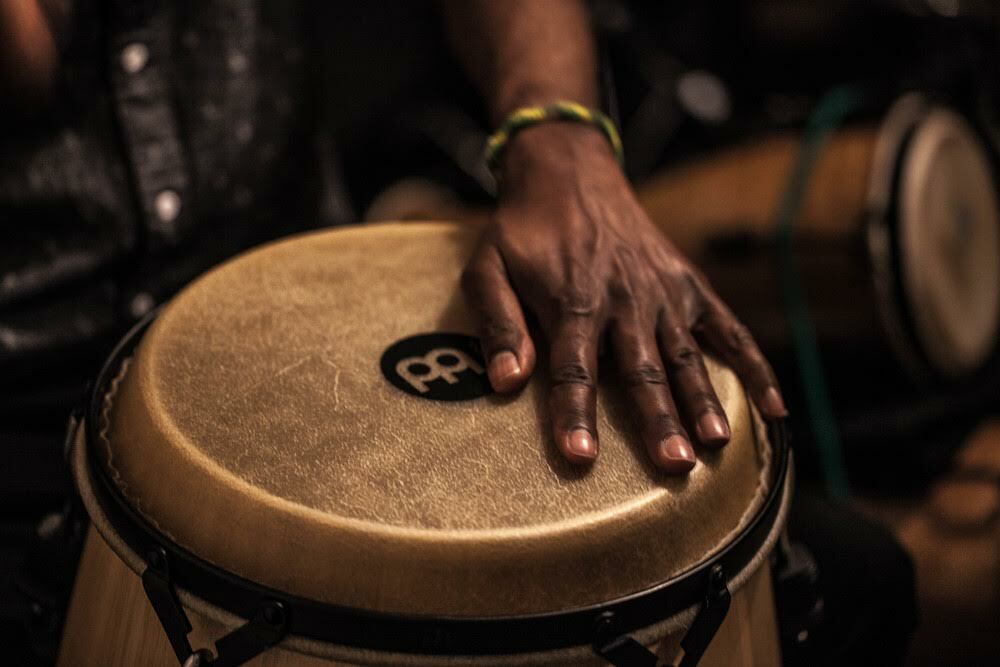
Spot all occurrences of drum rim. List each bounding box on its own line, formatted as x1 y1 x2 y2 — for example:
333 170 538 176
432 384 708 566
79 310 792 657
866 92 936 382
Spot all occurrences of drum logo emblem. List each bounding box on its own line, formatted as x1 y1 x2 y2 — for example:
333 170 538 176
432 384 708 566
380 333 493 401
396 348 484 393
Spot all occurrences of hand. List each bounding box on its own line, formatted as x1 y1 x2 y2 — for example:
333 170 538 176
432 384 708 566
462 123 787 473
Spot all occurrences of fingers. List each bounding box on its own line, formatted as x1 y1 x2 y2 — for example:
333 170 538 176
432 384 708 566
699 296 788 420
657 309 731 448
461 243 536 393
548 312 600 464
612 316 696 474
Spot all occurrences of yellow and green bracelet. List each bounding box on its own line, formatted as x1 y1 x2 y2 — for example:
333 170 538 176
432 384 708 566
484 101 624 174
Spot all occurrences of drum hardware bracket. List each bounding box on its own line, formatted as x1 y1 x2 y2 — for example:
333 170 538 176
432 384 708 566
678 564 732 666
141 547 288 667
774 537 824 659
592 564 731 667
592 611 658 667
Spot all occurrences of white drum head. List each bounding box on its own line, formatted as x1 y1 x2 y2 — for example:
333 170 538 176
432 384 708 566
899 109 1000 376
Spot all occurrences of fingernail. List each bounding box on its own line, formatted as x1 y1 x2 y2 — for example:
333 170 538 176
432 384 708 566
762 387 788 417
488 351 521 389
659 435 696 466
696 413 730 446
567 429 597 459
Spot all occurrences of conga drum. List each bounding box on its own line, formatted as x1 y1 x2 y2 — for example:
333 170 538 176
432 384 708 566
639 94 1000 381
59 222 791 666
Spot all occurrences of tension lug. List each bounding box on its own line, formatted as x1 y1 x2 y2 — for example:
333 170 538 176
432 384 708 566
678 564 732 667
140 548 287 666
592 611 659 667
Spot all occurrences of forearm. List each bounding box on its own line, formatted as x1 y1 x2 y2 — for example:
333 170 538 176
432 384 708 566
439 0 598 123
441 0 617 193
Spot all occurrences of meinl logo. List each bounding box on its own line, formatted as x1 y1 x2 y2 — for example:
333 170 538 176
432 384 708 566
380 333 493 401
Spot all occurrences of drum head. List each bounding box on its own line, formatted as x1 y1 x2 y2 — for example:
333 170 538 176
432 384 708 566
95 222 774 617
899 109 1000 376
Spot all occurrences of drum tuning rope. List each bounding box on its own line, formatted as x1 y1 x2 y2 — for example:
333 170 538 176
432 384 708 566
773 85 864 500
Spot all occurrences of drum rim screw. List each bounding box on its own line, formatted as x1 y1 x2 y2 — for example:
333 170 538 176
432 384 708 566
591 610 617 646
261 601 286 627
147 547 167 571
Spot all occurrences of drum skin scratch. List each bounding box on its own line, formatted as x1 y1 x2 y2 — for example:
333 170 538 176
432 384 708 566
235 354 313 400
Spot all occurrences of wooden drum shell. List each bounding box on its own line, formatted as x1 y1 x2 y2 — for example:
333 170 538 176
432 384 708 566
59 528 781 666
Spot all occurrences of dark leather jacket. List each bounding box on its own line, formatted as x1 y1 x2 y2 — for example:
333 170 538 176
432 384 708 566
1 0 334 422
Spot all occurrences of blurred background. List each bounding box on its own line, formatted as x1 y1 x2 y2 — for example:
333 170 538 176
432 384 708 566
4 0 1000 664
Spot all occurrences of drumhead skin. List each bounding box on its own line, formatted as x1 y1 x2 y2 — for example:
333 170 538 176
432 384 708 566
898 109 1000 376
96 222 773 617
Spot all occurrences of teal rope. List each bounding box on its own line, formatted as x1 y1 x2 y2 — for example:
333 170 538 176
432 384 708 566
773 86 863 499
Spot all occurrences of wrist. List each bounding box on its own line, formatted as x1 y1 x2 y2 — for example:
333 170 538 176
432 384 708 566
500 122 620 183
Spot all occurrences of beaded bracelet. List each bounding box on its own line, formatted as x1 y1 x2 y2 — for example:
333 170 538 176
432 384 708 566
484 101 624 174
